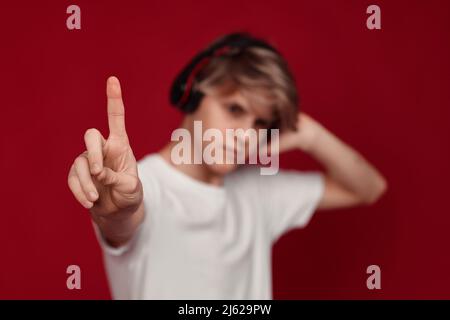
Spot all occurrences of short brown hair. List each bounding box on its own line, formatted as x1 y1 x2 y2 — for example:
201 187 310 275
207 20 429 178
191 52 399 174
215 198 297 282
194 33 299 131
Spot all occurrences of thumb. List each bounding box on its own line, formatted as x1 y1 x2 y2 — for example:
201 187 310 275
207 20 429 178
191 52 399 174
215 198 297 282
96 167 140 195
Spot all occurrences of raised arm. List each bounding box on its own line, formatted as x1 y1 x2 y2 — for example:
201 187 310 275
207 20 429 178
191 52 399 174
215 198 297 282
67 76 145 247
276 113 388 210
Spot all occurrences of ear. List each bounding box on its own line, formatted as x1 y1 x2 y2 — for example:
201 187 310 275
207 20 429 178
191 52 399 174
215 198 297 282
183 90 205 113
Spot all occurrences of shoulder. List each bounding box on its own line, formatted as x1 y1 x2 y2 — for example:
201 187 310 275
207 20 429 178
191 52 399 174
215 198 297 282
137 153 161 171
228 166 325 205
136 153 165 209
137 153 171 183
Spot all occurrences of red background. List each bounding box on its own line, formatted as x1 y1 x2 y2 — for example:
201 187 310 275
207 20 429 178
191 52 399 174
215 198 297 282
1 0 450 299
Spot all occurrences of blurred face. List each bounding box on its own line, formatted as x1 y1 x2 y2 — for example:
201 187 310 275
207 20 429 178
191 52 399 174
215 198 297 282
184 89 276 176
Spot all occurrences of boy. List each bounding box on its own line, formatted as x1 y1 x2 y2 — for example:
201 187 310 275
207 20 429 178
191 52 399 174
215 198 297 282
67 32 387 299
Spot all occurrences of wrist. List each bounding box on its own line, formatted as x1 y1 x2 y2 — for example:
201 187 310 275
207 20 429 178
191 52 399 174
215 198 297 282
91 199 144 246
296 115 324 153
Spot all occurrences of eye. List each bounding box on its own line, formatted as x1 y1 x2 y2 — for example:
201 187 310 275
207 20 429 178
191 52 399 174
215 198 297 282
226 103 245 116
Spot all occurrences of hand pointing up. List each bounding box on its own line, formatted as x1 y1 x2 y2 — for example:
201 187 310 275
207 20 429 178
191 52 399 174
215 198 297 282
68 76 143 218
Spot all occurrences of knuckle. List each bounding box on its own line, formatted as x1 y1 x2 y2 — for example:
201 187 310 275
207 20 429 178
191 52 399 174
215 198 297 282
107 171 117 185
97 168 106 181
79 180 92 193
67 171 76 184
88 150 102 159
84 128 99 139
80 150 89 158
74 156 85 167
76 192 87 204
67 176 75 189
68 179 81 197
68 164 75 177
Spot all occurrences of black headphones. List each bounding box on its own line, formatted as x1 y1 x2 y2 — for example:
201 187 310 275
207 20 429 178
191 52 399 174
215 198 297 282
169 32 280 113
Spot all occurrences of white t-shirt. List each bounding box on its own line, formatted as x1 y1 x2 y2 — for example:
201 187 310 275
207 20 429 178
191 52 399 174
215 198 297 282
93 153 324 299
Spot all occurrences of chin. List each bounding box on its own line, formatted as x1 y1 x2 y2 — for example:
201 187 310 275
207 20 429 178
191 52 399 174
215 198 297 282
207 162 239 176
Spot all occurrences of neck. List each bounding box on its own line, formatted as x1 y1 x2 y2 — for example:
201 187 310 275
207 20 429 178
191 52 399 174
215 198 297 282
158 120 225 187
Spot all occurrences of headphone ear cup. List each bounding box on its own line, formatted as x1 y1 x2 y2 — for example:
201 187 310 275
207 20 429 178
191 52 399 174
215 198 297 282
169 78 183 107
169 68 190 108
182 90 204 113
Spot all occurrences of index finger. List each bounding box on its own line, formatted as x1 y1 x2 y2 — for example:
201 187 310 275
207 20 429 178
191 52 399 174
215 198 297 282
106 76 127 138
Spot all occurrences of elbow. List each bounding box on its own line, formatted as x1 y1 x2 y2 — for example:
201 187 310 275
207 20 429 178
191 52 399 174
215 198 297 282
361 176 388 205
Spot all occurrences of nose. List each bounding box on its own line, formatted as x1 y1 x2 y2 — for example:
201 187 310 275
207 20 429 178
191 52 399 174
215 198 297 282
242 116 256 131
234 117 260 151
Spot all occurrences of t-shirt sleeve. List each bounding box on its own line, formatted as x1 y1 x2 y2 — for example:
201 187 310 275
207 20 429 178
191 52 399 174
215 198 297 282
260 169 325 242
92 156 160 257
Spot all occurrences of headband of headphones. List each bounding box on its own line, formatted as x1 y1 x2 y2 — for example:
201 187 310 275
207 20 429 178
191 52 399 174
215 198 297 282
169 32 279 113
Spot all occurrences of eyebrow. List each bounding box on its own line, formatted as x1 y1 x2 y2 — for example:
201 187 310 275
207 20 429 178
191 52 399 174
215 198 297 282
222 95 275 123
